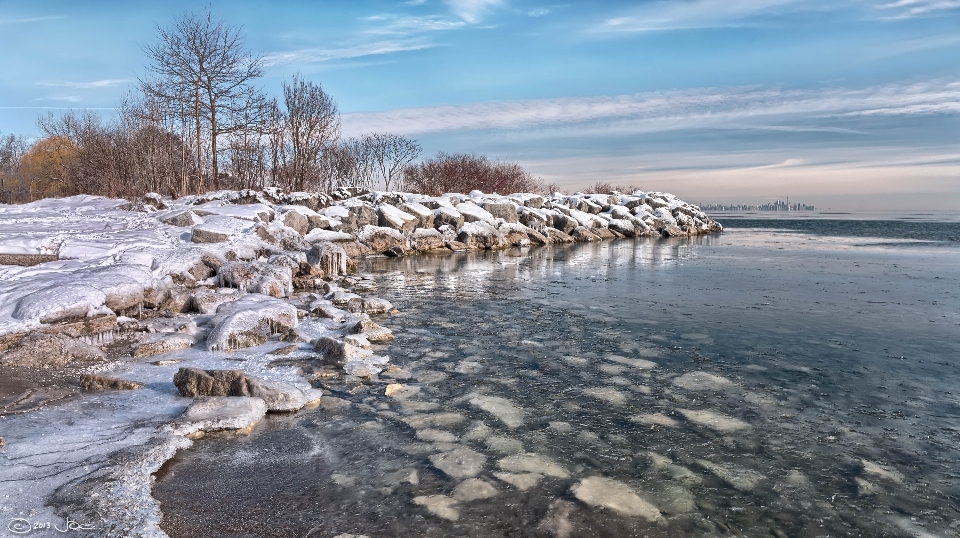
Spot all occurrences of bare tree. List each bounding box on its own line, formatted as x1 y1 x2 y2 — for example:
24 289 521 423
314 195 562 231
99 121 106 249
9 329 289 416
366 132 421 191
404 152 543 196
0 131 28 202
283 74 340 192
140 7 264 193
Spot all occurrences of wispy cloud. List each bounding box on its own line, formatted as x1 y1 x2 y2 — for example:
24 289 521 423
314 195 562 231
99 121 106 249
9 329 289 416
263 39 434 66
361 14 468 34
589 0 813 33
36 79 129 89
34 96 82 103
0 15 64 25
875 0 960 18
445 0 504 23
341 80 960 137
528 8 550 17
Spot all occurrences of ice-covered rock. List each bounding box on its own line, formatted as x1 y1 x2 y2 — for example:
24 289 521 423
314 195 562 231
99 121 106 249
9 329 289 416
165 396 267 436
172 367 313 412
218 261 292 298
456 201 495 223
357 225 408 255
305 241 347 277
205 294 298 351
0 332 105 368
132 333 194 358
79 374 143 391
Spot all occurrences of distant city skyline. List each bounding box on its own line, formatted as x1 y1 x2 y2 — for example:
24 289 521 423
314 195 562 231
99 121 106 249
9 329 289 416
1 0 958 209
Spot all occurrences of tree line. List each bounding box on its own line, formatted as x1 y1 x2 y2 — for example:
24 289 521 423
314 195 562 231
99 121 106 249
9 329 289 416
0 9 551 204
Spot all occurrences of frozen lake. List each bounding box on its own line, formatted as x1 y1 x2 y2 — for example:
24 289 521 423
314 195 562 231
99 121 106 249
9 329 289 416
154 220 960 537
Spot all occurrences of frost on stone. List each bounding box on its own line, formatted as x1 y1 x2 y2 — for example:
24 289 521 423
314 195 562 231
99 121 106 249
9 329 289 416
205 294 298 351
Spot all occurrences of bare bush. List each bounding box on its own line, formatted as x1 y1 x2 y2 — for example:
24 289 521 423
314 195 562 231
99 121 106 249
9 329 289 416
584 181 642 195
404 153 543 196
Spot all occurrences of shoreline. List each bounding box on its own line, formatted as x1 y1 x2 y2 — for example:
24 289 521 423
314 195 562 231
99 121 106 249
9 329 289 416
0 188 721 537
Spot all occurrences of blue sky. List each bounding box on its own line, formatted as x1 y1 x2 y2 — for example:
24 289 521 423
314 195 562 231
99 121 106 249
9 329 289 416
1 0 958 209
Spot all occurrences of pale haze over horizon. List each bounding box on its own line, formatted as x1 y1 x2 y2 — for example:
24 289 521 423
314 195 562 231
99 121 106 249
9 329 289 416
1 0 958 210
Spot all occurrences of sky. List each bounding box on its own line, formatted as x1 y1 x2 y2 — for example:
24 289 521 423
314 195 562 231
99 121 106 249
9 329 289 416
0 0 958 209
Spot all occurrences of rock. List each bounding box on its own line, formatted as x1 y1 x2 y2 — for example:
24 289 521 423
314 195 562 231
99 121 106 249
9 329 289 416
672 371 733 391
0 253 59 266
445 240 468 251
133 334 194 358
384 383 420 399
343 355 390 377
593 228 618 240
361 297 393 315
661 225 687 237
206 294 298 351
42 314 117 338
483 202 518 223
469 394 524 428
545 228 574 244
453 478 498 502
172 367 309 412
410 228 446 251
538 499 577 538
162 289 194 313
678 409 751 432
305 241 347 278
695 460 765 492
497 222 532 247
608 219 636 237
191 216 253 243
255 222 310 251
0 436 5 448
352 319 394 342
217 261 292 298
433 206 465 229
0 333 105 368
281 210 309 235
571 477 664 521
161 211 200 227
551 213 578 234
413 495 459 521
518 207 549 231
313 336 374 364
495 472 543 490
457 221 506 250
358 225 408 255
398 202 435 229
570 226 601 242
189 287 241 315
377 204 418 233
402 412 467 429
78 374 143 391
164 396 267 436
429 446 487 478
456 201 495 223
497 453 569 478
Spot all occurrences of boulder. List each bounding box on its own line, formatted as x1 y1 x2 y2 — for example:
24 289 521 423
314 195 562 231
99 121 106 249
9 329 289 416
434 206 465 229
255 223 310 251
456 202 495 223
410 228 445 251
305 241 347 278
0 333 105 368
217 261 292 298
662 225 688 237
593 228 618 240
525 228 549 245
571 226 601 242
497 223 532 247
457 221 506 250
550 213 578 234
544 228 575 244
483 202 519 223
133 334 195 358
42 314 117 339
377 204 418 233
80 375 143 391
398 202 435 229
190 287 243 314
313 336 373 364
164 396 267 436
352 319 394 342
161 211 201 227
205 294 298 351
518 207 548 231
361 297 393 315
358 225 408 255
191 216 253 243
172 367 311 412
281 210 309 235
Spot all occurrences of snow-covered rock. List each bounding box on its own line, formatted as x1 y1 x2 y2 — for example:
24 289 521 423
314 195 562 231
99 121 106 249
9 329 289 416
377 204 418 233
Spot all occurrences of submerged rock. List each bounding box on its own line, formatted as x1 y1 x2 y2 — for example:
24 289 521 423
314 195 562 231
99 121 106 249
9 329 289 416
570 476 664 521
469 394 524 428
678 408 751 432
429 446 487 478
497 453 569 478
452 478 499 502
412 495 460 521
494 472 543 491
165 396 268 436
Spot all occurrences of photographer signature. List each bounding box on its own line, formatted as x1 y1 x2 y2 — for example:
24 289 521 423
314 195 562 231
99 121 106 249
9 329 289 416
7 518 95 534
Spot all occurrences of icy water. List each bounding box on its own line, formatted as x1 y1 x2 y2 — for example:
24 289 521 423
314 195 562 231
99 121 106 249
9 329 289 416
154 220 960 538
